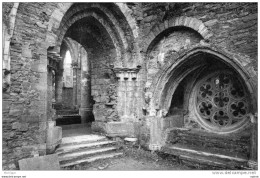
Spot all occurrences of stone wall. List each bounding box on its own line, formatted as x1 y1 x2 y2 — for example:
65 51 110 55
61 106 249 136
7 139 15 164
140 3 257 61
2 3 59 170
91 48 119 123
146 29 202 86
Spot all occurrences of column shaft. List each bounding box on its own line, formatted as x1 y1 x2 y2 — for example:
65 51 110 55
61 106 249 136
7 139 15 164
79 49 94 123
55 72 63 104
72 67 77 108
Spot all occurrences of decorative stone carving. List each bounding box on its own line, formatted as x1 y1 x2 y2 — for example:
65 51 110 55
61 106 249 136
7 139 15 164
191 70 250 133
113 66 141 122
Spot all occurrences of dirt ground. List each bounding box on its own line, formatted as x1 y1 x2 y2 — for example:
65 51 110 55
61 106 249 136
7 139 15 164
63 144 192 171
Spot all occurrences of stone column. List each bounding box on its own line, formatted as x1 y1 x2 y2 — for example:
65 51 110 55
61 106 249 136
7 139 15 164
55 70 63 105
46 52 63 154
72 65 78 109
79 48 94 123
47 67 53 120
248 113 258 169
117 72 125 117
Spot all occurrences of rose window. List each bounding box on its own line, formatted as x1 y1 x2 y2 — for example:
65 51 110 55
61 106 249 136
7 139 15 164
194 71 249 132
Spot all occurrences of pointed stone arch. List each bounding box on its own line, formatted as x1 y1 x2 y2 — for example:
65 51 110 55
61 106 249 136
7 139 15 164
143 16 213 53
147 45 257 118
45 3 139 67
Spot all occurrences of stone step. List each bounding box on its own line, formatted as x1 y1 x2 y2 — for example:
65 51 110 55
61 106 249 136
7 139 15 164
60 135 107 146
61 123 91 130
179 154 247 169
56 140 117 155
162 144 249 169
60 152 124 168
59 146 118 162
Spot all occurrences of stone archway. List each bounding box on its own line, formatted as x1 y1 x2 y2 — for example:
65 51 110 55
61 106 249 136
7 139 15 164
147 46 257 167
44 3 141 135
148 47 257 117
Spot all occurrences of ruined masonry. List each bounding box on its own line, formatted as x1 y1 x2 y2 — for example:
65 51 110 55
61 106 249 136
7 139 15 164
2 2 257 170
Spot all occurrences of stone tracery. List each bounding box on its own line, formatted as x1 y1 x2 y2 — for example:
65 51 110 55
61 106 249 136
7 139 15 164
195 71 249 130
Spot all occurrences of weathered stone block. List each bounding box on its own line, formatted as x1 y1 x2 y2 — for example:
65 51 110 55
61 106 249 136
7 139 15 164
46 126 62 154
12 122 29 131
105 122 135 137
91 121 106 133
3 100 12 112
19 123 29 132
143 15 153 22
18 154 60 170
39 121 47 131
9 109 23 117
23 114 40 123
22 44 32 58
93 107 106 121
31 61 47 73
163 115 184 130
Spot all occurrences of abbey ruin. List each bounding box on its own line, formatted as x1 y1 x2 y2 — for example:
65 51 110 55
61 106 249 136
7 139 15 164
2 2 257 170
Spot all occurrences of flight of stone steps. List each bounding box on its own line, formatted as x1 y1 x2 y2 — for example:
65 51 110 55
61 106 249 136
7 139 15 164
55 134 123 168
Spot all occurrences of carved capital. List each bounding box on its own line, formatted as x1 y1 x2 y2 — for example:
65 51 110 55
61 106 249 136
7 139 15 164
113 66 141 81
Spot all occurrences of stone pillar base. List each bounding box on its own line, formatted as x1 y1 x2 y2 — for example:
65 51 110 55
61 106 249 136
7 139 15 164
79 108 94 123
248 160 258 170
46 121 62 154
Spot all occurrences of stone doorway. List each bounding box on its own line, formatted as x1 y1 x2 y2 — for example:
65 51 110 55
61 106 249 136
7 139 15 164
47 3 129 138
53 44 94 137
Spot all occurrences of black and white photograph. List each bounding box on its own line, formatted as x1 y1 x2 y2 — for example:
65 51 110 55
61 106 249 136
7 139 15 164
1 1 258 176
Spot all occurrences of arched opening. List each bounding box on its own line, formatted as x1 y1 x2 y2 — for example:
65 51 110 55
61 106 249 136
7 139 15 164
62 50 74 110
49 3 136 134
163 52 253 134
154 50 255 166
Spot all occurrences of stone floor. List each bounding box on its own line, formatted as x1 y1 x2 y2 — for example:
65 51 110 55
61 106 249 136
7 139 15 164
62 124 92 138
